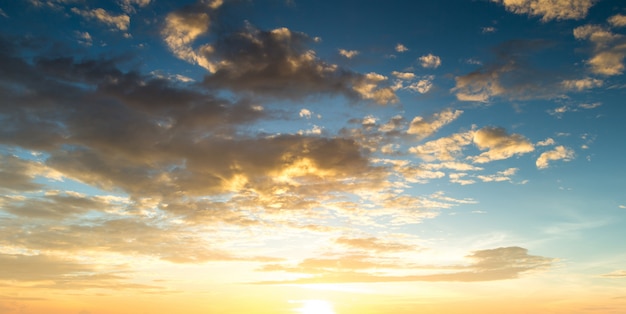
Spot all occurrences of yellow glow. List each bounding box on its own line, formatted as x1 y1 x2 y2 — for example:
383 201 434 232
293 299 336 314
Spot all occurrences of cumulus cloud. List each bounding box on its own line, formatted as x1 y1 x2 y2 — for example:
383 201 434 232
71 7 130 32
609 14 626 28
407 109 463 140
395 43 408 52
339 49 359 59
405 76 434 94
491 0 595 21
573 24 626 76
419 53 441 68
391 71 415 80
410 131 474 162
470 127 534 163
536 145 575 169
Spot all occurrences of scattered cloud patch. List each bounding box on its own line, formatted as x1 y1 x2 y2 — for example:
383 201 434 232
482 26 496 33
561 77 603 91
574 24 626 76
419 53 441 68
395 43 409 52
339 49 359 59
75 31 92 46
536 146 575 169
71 7 130 32
608 14 626 28
407 109 463 141
491 0 595 21
536 138 555 146
470 127 534 163
391 71 415 80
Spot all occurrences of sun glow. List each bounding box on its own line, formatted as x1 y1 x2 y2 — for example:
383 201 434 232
294 299 336 314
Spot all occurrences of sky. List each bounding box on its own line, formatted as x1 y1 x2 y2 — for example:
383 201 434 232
1 0 626 313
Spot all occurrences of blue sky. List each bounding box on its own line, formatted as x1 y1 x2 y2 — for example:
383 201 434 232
1 0 626 313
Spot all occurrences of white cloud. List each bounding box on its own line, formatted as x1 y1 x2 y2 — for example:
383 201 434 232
419 53 441 68
391 71 415 80
395 43 409 52
536 138 555 146
449 173 475 185
407 109 463 140
299 109 312 119
410 131 474 162
406 77 434 94
477 168 518 182
71 7 130 32
482 26 496 33
470 127 534 163
536 146 575 169
423 162 483 171
561 77 603 91
339 49 359 59
491 0 595 21
578 102 602 109
0 8 8 18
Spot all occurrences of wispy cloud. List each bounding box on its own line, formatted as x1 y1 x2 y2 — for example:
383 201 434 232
491 0 595 21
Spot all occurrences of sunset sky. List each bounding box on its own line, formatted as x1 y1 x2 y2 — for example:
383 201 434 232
1 0 626 313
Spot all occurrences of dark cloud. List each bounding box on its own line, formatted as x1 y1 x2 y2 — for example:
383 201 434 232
200 25 397 104
453 39 568 102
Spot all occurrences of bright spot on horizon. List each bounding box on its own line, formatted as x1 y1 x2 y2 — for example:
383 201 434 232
293 299 336 314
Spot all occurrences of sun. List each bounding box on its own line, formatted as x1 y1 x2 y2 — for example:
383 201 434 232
294 299 336 314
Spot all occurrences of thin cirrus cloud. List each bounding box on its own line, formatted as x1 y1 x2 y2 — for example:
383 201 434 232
258 246 556 284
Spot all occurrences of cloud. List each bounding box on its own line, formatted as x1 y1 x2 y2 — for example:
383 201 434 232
299 108 312 119
391 71 415 80
71 8 130 32
407 109 463 140
482 26 496 33
574 24 626 76
536 145 574 169
200 25 396 104
0 8 8 18
536 138 555 146
453 39 563 102
258 246 555 284
339 49 359 59
395 43 408 52
335 236 416 252
161 1 220 71
608 14 626 28
561 77 603 91
601 270 626 278
491 0 595 21
410 131 474 162
470 127 534 163
477 167 518 182
405 76 434 94
449 173 476 185
119 0 151 13
419 53 441 68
